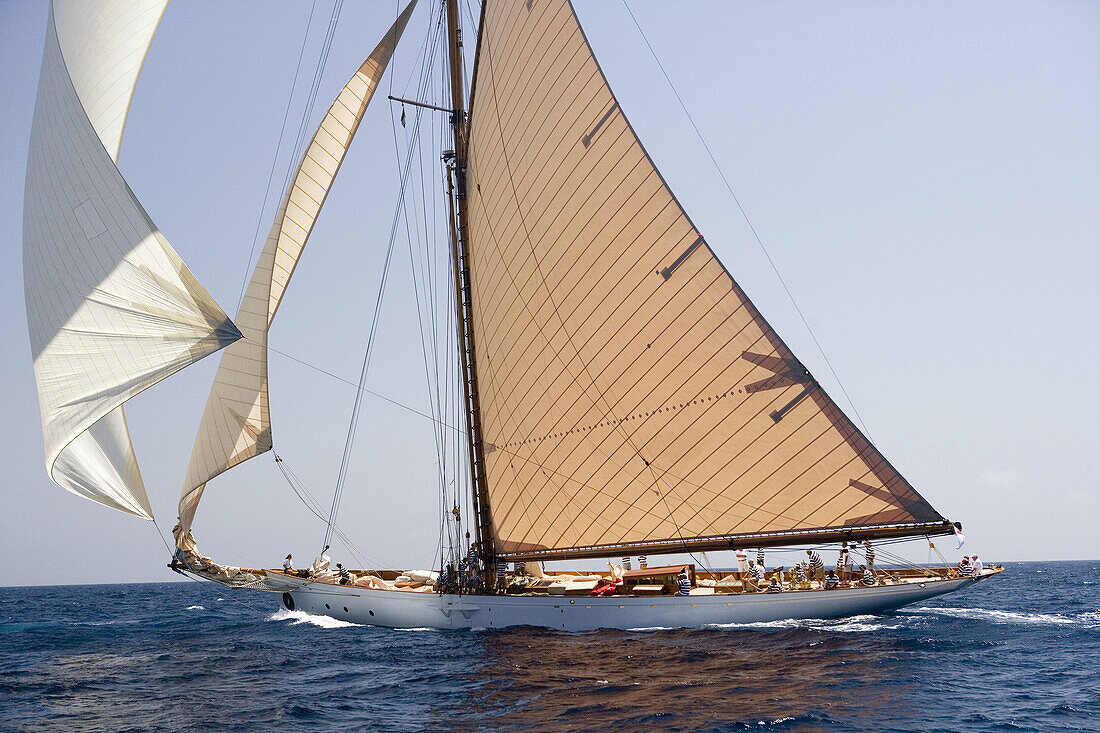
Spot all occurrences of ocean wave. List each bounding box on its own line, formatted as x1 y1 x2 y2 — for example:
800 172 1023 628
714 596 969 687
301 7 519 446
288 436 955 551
267 608 361 629
913 606 1100 627
185 605 205 611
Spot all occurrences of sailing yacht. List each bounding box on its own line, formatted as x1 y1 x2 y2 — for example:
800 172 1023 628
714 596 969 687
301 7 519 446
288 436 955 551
23 0 999 631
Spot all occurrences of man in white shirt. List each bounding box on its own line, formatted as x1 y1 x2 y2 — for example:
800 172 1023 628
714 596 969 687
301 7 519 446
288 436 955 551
735 548 749 580
971 555 983 576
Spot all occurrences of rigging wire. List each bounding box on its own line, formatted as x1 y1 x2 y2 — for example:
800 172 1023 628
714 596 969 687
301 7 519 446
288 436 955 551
150 519 270 615
234 0 322 312
248 335 461 432
619 1 874 441
321 14 442 552
236 0 345 313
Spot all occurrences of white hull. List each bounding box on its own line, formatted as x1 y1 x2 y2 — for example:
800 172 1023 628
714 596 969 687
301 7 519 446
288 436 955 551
265 573 991 632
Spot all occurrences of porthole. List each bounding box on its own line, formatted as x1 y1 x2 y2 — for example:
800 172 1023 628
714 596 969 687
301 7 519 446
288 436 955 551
325 603 330 610
282 593 295 611
369 610 375 617
343 607 349 613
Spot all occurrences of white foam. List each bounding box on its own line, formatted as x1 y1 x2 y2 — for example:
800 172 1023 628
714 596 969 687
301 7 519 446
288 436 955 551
267 608 362 629
185 605 205 611
700 614 904 632
913 606 1082 626
392 627 438 632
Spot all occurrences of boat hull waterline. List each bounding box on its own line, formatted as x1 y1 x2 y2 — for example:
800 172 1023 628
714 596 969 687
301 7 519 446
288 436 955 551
270 573 993 632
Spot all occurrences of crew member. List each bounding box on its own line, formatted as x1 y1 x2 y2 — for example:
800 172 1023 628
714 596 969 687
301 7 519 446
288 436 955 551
806 549 825 582
283 554 294 574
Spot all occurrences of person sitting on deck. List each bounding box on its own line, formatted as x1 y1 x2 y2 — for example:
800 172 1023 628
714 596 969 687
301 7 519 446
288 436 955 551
806 550 825 581
824 570 840 589
283 554 294 574
678 571 691 596
958 556 974 577
336 563 351 585
794 563 807 588
765 575 782 593
860 564 875 586
747 559 765 589
971 554 983 576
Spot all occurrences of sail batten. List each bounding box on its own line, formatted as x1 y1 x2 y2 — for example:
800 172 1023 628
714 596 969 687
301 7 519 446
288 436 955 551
463 0 948 557
24 1 241 519
178 1 418 536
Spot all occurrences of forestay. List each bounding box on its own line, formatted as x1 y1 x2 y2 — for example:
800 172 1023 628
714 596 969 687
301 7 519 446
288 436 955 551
177 0 418 537
23 0 240 519
463 0 949 559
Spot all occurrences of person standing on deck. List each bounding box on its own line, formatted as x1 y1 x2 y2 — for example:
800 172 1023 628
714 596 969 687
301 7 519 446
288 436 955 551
836 543 849 580
842 547 855 582
735 548 749 580
283 554 294 574
757 548 765 571
864 540 876 573
860 565 875 586
678 570 691 596
806 549 825 581
971 554 983 576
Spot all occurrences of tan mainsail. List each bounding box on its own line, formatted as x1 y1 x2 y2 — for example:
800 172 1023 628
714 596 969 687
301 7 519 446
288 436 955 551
24 0 240 519
178 0 418 537
463 0 947 559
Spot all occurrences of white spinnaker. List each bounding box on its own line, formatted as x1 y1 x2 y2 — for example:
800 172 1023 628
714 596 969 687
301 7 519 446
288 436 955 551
178 0 418 536
24 1 241 519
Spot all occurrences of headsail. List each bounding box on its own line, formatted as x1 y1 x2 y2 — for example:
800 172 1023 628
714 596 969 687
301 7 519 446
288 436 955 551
23 0 241 519
463 0 950 560
177 0 418 536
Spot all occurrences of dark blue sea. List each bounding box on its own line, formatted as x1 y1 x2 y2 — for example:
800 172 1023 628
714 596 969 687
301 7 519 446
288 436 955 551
1 561 1097 732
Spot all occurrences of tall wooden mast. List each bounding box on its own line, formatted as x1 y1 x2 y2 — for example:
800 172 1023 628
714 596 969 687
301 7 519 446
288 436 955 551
445 0 494 574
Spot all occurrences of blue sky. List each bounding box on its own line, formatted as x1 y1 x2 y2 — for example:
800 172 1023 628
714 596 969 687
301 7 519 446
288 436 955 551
2 1 1098 586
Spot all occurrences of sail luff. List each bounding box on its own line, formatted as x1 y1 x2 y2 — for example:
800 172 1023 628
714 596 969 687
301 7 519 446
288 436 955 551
24 0 242 519
445 0 496 566
462 0 948 557
178 1 418 537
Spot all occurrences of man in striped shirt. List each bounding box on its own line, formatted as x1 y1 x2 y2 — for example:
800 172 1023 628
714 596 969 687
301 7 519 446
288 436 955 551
747 559 765 590
864 540 876 574
805 549 825 582
860 565 875 586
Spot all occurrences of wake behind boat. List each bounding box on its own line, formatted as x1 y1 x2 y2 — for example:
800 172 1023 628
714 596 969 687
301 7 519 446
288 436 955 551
23 0 1001 631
